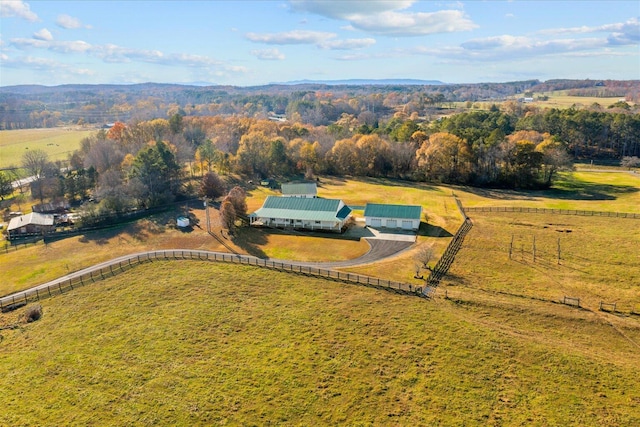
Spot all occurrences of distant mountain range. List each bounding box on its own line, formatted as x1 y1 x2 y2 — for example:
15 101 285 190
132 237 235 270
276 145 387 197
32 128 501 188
275 79 446 86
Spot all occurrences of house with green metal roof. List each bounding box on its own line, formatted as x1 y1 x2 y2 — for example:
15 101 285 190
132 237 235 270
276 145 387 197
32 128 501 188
249 196 352 232
364 203 422 230
281 182 317 198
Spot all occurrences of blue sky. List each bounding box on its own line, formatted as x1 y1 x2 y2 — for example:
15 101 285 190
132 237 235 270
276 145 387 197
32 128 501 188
1 0 638 86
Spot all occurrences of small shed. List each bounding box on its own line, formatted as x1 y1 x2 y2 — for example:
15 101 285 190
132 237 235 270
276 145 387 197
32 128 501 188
177 216 190 228
281 182 318 198
6 212 55 239
364 203 422 231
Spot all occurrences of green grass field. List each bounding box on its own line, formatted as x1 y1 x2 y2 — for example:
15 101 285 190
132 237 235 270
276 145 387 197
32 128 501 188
1 262 638 426
0 128 93 170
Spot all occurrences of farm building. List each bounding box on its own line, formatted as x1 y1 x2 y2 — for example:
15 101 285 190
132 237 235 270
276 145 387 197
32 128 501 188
281 182 318 198
249 196 352 232
364 203 422 230
6 212 55 239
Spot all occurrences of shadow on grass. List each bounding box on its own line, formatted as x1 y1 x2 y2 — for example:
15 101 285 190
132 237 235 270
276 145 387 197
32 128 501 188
460 175 639 202
231 227 268 258
418 223 453 238
541 179 639 201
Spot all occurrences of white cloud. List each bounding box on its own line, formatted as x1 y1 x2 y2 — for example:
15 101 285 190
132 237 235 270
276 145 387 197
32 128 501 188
1 54 94 76
290 0 415 19
251 48 285 60
319 37 375 50
289 0 476 36
0 0 38 22
246 30 335 45
11 37 92 53
33 28 53 41
246 30 374 50
348 9 476 36
56 14 91 29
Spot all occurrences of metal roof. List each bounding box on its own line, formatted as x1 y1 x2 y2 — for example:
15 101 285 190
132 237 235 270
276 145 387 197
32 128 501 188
7 212 54 231
364 203 422 220
281 182 317 196
250 196 351 222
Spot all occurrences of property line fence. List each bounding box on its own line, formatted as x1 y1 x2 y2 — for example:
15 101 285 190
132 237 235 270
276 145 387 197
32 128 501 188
425 197 473 289
465 206 640 219
0 250 429 311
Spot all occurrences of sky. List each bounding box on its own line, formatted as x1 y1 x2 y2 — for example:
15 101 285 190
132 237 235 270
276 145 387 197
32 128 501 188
0 0 638 87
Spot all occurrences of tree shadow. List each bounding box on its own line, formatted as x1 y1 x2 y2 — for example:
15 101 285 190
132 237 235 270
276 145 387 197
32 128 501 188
459 186 539 201
540 180 638 201
231 227 268 258
459 176 639 202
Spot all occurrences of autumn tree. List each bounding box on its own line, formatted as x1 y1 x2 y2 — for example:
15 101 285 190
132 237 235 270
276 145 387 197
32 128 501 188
536 137 573 186
106 121 127 142
199 171 226 200
226 186 247 219
219 198 237 232
0 172 12 201
416 132 473 183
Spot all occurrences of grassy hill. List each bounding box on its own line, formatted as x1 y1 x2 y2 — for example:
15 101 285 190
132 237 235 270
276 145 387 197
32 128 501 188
1 262 639 426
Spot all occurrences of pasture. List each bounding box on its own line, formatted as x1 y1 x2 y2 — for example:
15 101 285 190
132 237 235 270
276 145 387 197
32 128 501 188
1 262 638 426
521 90 631 109
0 128 93 170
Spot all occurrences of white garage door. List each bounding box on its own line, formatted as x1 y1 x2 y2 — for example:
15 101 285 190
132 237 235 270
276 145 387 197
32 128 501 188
386 219 397 228
402 220 414 230
370 218 382 227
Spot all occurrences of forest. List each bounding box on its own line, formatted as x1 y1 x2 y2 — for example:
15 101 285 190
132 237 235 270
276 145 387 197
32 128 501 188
1 79 639 219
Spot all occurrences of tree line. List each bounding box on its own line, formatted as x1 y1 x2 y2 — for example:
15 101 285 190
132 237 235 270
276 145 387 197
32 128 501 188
2 97 639 222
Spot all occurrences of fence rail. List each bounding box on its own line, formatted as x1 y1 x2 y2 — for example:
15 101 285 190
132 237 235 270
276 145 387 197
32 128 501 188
465 206 640 219
425 197 473 289
0 250 429 311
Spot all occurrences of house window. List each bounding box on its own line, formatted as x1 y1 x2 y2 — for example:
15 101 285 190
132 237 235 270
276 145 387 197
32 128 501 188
296 219 302 223
315 221 321 224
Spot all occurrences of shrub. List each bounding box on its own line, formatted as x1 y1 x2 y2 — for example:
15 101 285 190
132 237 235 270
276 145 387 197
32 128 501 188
24 304 43 323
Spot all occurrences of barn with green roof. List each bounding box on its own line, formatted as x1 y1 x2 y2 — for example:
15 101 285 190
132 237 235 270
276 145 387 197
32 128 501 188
249 196 352 233
363 203 422 230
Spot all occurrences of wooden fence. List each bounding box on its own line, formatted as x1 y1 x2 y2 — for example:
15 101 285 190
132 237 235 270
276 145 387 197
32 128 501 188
0 250 429 311
425 197 473 289
465 206 640 219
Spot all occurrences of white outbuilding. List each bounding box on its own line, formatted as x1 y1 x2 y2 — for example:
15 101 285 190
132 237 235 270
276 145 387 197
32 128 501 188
364 203 422 231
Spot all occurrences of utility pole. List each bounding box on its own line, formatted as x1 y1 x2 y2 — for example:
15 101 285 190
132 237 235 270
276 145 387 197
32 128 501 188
205 199 211 233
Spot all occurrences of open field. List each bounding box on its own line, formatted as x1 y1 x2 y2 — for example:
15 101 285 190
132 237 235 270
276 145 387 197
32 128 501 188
441 212 640 311
516 90 632 109
0 128 93 170
452 171 640 213
1 262 639 426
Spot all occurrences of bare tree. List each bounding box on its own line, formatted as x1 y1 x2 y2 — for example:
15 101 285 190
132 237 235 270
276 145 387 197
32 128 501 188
22 149 49 179
621 156 640 170
414 243 435 270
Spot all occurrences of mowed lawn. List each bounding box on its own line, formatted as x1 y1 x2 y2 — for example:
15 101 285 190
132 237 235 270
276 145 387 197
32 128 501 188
1 262 639 426
0 128 94 169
